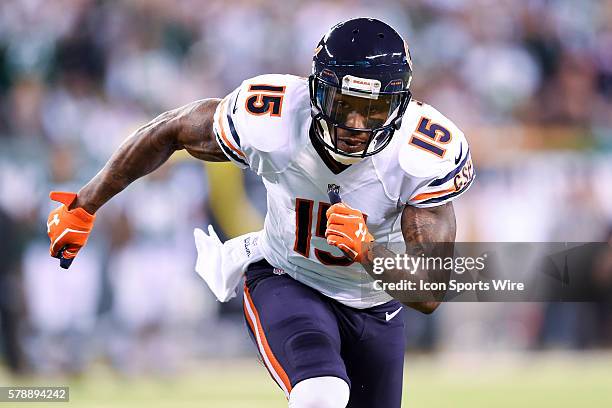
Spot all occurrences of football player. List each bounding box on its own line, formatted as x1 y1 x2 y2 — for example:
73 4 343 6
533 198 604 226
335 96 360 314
47 18 474 407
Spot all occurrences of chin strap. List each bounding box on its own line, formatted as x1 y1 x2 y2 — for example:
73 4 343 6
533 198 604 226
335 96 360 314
315 118 366 165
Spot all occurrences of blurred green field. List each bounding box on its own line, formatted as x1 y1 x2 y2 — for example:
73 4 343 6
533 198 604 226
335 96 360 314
1 353 610 408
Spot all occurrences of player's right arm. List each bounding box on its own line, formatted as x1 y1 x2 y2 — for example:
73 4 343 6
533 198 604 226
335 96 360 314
76 98 226 213
47 98 226 267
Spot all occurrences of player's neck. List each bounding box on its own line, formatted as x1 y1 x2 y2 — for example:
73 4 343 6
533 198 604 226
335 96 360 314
309 125 351 175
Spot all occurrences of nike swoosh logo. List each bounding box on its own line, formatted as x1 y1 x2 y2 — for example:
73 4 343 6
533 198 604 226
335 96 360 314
385 307 403 322
455 143 463 165
232 90 241 114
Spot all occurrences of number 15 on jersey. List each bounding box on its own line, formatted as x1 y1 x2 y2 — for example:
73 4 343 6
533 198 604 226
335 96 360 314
294 198 367 267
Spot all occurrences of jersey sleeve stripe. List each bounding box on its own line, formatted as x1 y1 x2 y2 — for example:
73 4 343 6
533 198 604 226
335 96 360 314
418 176 475 205
226 92 242 147
216 98 246 158
410 187 456 202
215 133 249 167
428 148 470 187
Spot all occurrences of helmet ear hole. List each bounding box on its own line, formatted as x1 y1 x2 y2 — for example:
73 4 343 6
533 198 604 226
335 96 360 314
352 29 359 34
378 33 385 39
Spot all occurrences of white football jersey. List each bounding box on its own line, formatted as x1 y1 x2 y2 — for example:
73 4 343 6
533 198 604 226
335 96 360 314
213 74 474 308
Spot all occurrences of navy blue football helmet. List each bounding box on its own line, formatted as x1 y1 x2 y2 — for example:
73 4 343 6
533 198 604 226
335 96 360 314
309 18 413 163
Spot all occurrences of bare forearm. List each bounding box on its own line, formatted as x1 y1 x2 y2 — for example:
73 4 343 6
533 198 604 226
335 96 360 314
360 203 456 313
74 127 176 213
361 244 449 306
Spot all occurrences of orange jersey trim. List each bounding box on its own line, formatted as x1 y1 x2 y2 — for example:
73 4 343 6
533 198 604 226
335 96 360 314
411 187 456 202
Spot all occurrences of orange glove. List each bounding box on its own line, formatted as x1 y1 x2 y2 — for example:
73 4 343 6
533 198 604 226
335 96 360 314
325 203 373 263
47 192 96 269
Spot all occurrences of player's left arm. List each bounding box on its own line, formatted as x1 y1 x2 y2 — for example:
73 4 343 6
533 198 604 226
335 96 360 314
326 202 455 314
365 203 455 314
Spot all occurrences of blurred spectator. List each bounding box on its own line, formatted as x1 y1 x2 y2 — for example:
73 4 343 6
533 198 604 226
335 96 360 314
0 0 611 375
0 207 28 374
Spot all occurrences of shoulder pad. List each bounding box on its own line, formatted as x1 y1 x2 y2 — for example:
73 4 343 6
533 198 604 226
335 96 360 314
233 74 310 152
213 74 311 173
396 101 475 207
398 101 466 179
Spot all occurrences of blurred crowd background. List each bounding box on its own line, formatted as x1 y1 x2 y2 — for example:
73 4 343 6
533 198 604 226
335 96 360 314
0 0 611 379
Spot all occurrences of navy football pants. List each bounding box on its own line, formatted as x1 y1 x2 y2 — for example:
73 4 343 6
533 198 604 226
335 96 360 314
243 260 405 407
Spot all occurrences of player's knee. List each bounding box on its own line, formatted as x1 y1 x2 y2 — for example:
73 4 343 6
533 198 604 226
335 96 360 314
284 330 336 371
288 376 350 408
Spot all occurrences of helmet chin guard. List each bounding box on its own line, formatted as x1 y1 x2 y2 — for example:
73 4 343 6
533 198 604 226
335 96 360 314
318 119 366 165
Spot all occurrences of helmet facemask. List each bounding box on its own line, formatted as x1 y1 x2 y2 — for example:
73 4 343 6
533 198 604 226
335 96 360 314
309 73 411 164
